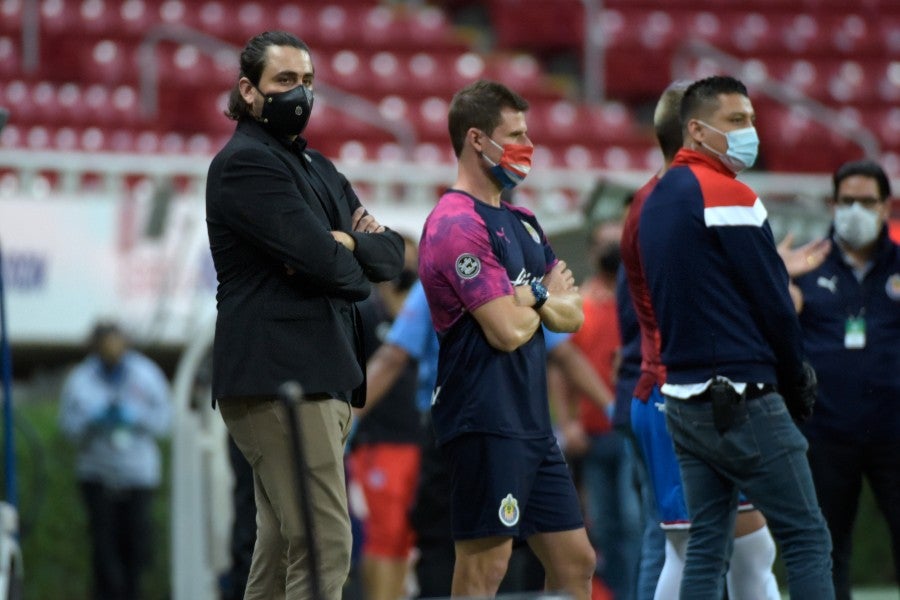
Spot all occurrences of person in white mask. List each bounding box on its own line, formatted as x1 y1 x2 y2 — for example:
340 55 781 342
791 159 900 600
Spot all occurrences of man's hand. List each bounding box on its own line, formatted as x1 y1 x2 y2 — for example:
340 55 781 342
352 207 386 234
778 232 831 278
332 230 356 251
560 420 589 457
542 260 577 294
783 361 818 423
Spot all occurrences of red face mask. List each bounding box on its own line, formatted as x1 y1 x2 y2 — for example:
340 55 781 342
482 136 533 189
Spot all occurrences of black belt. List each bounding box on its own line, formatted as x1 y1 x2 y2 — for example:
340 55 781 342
220 392 334 403
693 383 775 403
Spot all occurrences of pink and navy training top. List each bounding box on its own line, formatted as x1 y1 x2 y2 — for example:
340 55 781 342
418 189 557 445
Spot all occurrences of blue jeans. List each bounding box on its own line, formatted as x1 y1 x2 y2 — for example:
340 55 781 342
582 430 643 599
664 391 834 600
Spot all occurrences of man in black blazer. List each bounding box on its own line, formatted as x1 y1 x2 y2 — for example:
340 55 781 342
205 31 404 600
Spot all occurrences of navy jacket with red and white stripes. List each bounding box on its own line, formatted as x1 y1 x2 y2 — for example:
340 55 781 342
638 148 805 390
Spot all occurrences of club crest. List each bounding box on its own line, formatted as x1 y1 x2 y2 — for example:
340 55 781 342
887 274 900 301
521 220 541 244
498 493 520 527
456 253 481 279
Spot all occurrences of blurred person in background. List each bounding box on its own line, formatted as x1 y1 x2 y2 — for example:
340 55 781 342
791 158 900 599
348 235 423 600
637 75 833 599
58 321 172 600
206 30 404 600
562 225 643 600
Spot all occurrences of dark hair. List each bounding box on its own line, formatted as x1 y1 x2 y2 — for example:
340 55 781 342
448 80 529 158
654 81 690 161
680 75 749 134
595 243 621 278
832 159 891 201
89 320 124 350
225 31 310 121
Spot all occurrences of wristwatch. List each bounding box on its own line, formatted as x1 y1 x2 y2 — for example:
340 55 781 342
530 279 549 310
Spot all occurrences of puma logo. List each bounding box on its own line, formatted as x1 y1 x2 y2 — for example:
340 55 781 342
817 276 837 293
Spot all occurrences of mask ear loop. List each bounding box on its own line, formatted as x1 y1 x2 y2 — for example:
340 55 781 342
477 131 503 167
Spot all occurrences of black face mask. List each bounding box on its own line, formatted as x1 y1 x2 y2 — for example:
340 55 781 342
596 243 621 278
256 84 314 137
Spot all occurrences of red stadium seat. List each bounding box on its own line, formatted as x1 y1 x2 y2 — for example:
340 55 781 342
413 142 454 165
0 123 21 149
487 53 548 100
490 0 584 52
0 0 21 35
825 60 870 104
323 49 370 94
452 52 488 90
119 0 157 38
412 96 450 144
368 51 410 97
79 0 119 36
81 39 134 84
0 35 17 79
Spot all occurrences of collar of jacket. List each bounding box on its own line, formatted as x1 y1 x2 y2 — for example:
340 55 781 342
670 147 736 178
236 118 309 154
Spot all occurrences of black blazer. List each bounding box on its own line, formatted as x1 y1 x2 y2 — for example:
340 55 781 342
206 119 404 405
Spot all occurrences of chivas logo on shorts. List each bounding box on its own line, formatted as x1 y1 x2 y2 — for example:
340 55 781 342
498 493 520 527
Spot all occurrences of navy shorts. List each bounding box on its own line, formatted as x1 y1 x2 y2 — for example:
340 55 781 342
442 433 584 540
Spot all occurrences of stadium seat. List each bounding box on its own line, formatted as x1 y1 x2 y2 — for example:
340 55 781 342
81 39 134 84
825 60 869 104
412 96 450 144
0 35 17 79
486 53 550 101
489 0 584 52
412 141 454 165
368 51 410 97
119 0 157 38
0 0 22 35
878 61 900 103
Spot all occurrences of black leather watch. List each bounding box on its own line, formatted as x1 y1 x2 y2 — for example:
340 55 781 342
530 279 549 310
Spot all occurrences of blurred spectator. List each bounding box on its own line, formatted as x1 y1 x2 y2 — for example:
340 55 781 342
349 236 423 600
58 321 172 600
566 227 643 600
792 158 900 599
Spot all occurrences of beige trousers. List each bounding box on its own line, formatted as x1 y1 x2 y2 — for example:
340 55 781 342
220 397 353 600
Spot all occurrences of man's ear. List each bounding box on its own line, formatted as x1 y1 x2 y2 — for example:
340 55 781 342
238 77 256 108
465 127 483 155
686 119 704 144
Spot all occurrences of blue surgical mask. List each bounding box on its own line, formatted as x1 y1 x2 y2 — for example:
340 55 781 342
698 121 759 173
